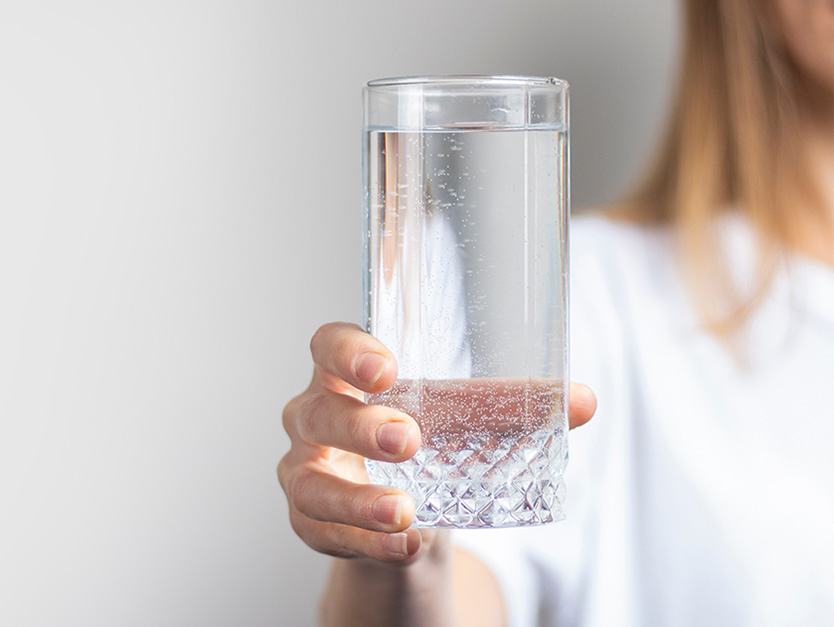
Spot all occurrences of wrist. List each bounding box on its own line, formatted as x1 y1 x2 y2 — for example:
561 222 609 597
322 530 456 627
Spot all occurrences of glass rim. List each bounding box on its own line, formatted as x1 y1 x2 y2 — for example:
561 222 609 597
366 75 568 89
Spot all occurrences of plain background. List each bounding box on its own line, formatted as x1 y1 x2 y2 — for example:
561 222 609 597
0 1 677 625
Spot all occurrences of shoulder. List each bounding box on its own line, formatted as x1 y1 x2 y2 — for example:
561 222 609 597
570 211 685 319
571 210 673 273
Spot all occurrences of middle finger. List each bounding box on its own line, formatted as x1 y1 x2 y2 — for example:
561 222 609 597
289 391 421 462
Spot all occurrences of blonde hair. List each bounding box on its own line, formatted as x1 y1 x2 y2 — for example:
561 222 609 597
617 0 830 335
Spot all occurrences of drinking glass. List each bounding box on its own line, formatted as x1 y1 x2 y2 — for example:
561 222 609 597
363 76 569 528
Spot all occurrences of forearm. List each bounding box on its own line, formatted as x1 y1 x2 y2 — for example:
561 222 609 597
320 531 456 627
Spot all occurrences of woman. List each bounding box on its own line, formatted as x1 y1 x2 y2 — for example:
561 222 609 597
279 0 834 625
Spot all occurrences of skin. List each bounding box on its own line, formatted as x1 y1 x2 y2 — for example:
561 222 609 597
772 0 834 264
772 0 834 96
280 4 832 626
279 322 596 627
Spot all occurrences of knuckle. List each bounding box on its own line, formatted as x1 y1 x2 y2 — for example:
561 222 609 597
281 394 301 435
357 495 377 526
317 534 356 559
288 509 316 547
287 507 304 535
341 408 376 454
333 486 365 525
286 469 312 513
311 322 367 364
297 392 326 443
292 517 353 558
310 322 338 357
320 545 354 559
324 524 358 558
276 454 292 492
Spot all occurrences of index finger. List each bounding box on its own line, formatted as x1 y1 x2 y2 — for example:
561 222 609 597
309 322 398 395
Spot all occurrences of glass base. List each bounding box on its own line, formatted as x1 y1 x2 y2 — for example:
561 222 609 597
366 429 566 529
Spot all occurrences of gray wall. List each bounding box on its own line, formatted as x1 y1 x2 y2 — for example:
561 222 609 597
0 1 677 625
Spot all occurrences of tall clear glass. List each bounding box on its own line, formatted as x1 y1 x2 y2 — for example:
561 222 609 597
363 76 569 528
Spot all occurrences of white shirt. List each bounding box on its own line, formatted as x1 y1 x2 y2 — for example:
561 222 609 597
455 213 834 627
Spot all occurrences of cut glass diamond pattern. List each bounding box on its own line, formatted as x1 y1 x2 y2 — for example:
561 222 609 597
366 427 566 528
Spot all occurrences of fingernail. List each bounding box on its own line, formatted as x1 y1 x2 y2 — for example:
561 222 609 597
356 352 387 385
377 421 409 456
385 532 409 556
373 494 404 526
